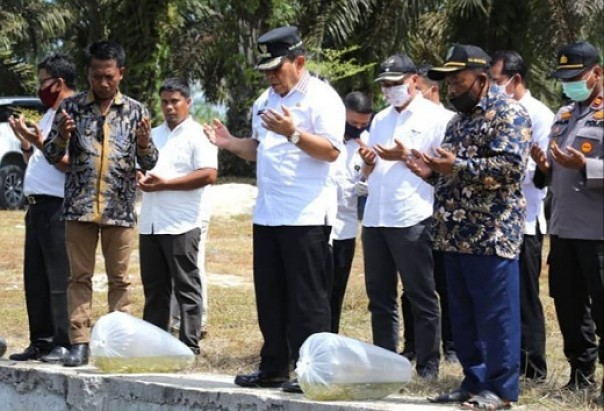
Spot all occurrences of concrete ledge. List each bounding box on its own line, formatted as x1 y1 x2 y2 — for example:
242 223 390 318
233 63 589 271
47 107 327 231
0 360 458 411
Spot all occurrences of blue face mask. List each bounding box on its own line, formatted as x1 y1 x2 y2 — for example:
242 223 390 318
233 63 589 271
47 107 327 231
562 71 595 102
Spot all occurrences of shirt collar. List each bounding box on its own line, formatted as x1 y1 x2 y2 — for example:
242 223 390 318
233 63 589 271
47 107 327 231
85 89 124 106
270 70 311 99
164 116 192 134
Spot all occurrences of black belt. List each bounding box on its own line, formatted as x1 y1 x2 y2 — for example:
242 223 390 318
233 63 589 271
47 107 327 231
26 195 62 205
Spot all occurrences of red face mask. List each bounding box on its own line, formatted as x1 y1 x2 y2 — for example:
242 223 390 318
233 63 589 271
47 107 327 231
38 80 60 108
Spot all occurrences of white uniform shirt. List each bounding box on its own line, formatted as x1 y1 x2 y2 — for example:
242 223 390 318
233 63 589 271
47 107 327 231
331 133 367 240
363 95 447 228
252 72 345 226
23 108 65 197
139 117 218 235
519 90 554 235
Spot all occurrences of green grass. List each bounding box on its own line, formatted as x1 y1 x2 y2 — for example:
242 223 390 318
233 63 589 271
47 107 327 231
0 209 601 409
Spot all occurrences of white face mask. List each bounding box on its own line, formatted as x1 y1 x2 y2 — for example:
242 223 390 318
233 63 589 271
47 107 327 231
382 83 411 108
491 77 514 98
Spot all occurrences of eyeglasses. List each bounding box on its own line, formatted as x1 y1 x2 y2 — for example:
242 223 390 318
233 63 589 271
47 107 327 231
38 77 58 87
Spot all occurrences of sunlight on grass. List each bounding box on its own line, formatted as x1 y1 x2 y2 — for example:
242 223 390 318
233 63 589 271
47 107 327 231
0 210 601 409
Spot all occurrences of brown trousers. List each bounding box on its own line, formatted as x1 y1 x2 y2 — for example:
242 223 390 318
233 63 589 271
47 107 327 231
65 221 134 344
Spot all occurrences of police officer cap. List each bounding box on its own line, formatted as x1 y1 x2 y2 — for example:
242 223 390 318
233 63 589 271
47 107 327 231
256 26 304 71
428 44 491 81
551 41 601 80
374 54 417 82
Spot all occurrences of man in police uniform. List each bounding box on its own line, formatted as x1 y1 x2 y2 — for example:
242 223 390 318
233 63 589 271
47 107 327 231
491 50 555 382
532 41 603 404
203 26 344 393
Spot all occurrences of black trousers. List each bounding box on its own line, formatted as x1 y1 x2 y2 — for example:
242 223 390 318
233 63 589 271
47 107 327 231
549 235 604 374
140 228 202 353
518 233 547 379
23 196 70 347
330 238 356 333
253 224 332 375
402 250 455 355
362 220 441 374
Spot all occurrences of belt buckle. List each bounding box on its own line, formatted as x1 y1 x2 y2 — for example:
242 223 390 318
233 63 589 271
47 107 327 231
27 195 36 205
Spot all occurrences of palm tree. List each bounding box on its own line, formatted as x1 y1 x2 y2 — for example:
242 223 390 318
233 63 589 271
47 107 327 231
0 0 71 94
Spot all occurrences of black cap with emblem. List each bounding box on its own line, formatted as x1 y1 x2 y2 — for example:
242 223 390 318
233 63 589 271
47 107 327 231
551 41 601 80
256 26 304 71
428 44 491 81
375 54 417 82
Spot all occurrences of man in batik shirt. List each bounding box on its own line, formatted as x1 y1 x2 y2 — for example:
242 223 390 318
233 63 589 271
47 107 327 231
407 44 531 410
43 41 158 367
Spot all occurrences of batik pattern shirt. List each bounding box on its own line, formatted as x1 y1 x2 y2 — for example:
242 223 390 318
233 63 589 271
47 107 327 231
430 91 531 259
43 90 158 227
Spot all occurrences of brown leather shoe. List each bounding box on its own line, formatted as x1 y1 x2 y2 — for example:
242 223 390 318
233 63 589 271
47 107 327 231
234 370 288 388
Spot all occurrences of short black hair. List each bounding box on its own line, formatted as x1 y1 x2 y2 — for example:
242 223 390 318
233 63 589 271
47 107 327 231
417 63 438 88
85 40 126 68
344 91 373 114
159 77 191 98
491 50 527 80
37 53 77 90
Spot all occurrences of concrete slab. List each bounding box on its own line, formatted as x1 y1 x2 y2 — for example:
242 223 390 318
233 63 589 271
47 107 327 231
0 360 465 411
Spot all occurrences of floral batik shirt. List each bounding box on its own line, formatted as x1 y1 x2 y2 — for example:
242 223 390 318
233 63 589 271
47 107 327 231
430 91 531 259
43 90 158 227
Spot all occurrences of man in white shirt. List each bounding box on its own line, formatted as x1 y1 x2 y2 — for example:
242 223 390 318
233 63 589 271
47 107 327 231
138 78 218 355
330 91 373 333
400 64 459 364
358 54 446 379
203 26 344 393
7 53 75 363
490 50 554 382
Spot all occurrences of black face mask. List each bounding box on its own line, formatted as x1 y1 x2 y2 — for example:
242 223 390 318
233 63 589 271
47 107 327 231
449 76 483 114
344 122 367 140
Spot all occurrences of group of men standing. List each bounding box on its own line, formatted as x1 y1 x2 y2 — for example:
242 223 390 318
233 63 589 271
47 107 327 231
8 41 216 366
5 24 603 410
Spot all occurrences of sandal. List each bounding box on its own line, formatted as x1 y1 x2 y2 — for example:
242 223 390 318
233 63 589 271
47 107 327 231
461 390 512 410
427 388 471 403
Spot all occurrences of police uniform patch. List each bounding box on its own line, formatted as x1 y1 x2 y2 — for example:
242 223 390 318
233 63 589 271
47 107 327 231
592 96 602 108
560 111 572 120
573 136 601 158
594 110 603 120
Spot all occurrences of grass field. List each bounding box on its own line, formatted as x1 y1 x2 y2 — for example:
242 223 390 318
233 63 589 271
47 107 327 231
0 208 601 409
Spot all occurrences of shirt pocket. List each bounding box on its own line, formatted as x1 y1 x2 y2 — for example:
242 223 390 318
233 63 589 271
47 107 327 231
572 127 602 159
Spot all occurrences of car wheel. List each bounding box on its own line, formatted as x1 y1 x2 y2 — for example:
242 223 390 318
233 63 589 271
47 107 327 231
0 164 26 209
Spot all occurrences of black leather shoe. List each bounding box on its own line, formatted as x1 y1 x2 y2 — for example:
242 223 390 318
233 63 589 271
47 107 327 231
234 370 288 388
40 346 70 363
9 343 51 361
561 368 596 391
281 379 303 393
62 344 89 367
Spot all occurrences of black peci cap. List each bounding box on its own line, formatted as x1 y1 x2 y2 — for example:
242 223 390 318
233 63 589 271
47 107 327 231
375 54 417 82
551 41 601 80
428 44 491 80
256 26 304 71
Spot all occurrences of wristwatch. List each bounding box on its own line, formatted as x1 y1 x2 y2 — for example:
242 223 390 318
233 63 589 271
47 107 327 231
288 130 301 145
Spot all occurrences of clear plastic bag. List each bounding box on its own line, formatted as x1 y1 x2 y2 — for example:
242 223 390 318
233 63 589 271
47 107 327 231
296 332 411 401
90 311 195 373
